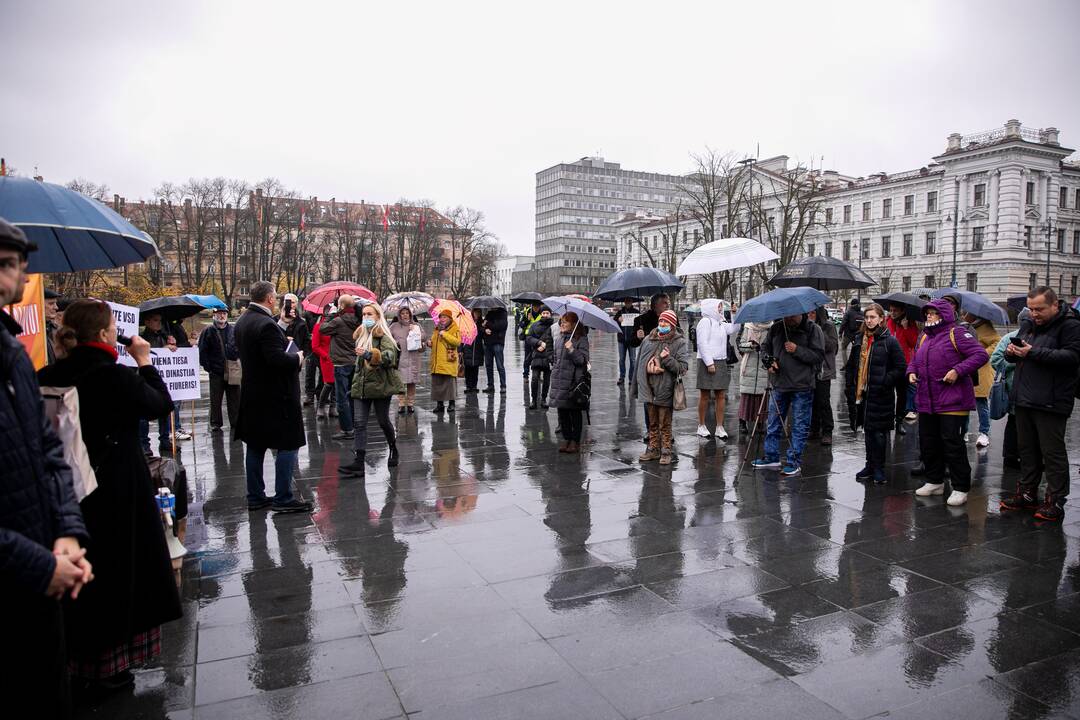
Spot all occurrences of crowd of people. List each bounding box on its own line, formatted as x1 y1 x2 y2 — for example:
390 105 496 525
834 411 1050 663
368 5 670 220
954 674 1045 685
4 198 1080 717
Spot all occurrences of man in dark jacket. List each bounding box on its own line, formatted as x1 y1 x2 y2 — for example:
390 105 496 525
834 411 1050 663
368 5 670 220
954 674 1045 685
752 313 825 475
320 295 361 439
525 308 555 409
1001 286 1080 521
235 281 312 514
482 307 508 393
44 288 59 365
0 219 91 717
139 311 190 449
198 309 240 433
520 302 542 378
839 298 862 369
613 298 640 386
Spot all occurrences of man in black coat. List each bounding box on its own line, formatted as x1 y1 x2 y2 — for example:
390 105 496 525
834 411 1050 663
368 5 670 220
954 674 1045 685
0 219 91 718
139 311 190 448
482 307 509 393
839 298 863 369
198 308 240 433
235 281 312 514
1001 286 1080 522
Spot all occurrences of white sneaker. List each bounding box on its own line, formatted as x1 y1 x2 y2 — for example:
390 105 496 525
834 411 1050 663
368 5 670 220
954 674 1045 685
915 482 945 497
963 433 971 443
975 433 990 448
174 430 192 441
715 426 729 440
904 411 918 422
947 491 968 506
696 425 711 438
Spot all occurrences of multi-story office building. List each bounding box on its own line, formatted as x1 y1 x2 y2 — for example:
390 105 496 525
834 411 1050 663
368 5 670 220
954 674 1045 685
535 156 685 293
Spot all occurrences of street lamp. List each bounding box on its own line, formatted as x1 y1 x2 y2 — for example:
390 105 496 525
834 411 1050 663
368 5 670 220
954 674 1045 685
1043 220 1055 287
946 209 966 288
737 157 757 304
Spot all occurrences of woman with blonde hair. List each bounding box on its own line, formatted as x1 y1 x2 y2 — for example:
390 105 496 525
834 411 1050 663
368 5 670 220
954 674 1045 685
430 308 462 414
340 303 404 475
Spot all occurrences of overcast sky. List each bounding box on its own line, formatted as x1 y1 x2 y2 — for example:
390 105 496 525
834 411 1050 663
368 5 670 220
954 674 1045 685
4 0 1078 254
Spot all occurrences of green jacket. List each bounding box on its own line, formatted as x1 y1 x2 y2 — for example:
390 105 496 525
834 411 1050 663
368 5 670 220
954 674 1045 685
350 331 405 399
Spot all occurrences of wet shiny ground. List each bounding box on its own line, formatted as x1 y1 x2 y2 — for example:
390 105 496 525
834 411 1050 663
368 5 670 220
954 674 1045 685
79 336 1080 719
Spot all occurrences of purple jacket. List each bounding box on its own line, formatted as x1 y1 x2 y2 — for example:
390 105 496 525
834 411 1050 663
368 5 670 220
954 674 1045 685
906 299 988 414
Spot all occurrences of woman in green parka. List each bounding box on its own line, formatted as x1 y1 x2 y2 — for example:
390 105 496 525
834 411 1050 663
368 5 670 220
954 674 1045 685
341 303 404 475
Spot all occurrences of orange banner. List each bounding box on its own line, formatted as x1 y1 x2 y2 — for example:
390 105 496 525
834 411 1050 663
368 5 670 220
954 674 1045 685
3 274 47 369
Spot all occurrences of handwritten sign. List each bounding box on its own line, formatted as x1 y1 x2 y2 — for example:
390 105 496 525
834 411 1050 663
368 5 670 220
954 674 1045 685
107 301 140 367
4 273 47 368
150 347 201 401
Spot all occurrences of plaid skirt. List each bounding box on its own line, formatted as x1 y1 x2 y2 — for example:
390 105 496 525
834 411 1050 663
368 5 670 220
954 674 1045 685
69 626 161 680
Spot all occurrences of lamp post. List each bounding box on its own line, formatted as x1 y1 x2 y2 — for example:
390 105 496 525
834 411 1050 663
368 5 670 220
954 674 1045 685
1044 220 1054 287
737 157 757 304
946 209 965 288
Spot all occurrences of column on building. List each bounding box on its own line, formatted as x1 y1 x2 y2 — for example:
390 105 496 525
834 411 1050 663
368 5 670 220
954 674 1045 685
988 169 1000 245
996 164 1023 246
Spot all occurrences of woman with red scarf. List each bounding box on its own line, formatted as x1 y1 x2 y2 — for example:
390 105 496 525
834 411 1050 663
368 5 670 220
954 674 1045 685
886 304 920 433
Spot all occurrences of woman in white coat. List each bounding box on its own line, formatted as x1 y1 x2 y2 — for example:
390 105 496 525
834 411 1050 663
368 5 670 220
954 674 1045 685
694 300 740 439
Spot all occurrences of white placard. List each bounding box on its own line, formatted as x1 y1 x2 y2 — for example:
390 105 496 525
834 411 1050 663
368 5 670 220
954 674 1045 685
107 301 140 367
150 347 201 401
620 312 639 328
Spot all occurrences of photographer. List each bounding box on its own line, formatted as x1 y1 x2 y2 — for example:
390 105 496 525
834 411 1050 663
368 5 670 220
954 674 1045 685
278 292 311 361
751 313 825 476
139 312 189 449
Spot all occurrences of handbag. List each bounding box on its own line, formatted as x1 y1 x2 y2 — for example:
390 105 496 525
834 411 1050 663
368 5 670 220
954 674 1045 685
213 326 243 386
673 377 687 411
988 368 1009 420
570 369 592 409
39 386 98 502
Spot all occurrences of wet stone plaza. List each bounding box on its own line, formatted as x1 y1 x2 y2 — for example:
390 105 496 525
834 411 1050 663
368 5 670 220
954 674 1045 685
85 334 1080 720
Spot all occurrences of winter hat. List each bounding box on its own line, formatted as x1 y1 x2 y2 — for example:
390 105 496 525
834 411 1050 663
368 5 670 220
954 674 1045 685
659 310 678 326
439 308 454 319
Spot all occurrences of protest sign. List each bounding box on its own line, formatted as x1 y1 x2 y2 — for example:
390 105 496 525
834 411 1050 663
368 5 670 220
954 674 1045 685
150 347 201 401
107 301 140 367
3 273 47 368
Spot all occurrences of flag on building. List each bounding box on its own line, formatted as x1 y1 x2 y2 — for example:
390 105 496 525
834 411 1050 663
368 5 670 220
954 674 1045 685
300 206 306 233
382 204 390 232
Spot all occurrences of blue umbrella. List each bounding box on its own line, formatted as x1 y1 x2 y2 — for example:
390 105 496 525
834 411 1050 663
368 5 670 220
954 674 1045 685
594 267 684 301
931 288 1008 325
186 294 228 311
733 287 831 323
0 176 158 273
541 296 620 333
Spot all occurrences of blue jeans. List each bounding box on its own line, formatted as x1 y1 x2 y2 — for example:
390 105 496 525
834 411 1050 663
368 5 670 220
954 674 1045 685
484 343 506 389
245 445 297 504
906 382 916 413
618 341 637 381
976 397 991 435
334 365 354 432
763 389 814 467
139 408 182 452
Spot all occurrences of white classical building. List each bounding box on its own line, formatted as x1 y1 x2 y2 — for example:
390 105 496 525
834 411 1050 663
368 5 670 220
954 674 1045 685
612 120 1080 304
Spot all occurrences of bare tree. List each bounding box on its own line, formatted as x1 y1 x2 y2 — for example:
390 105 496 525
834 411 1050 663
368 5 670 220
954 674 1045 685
444 206 499 299
66 178 111 202
746 163 827 286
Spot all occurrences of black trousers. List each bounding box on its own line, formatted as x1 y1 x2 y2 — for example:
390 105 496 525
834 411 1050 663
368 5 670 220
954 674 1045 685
558 408 583 442
464 364 481 390
1002 413 1018 462
864 428 888 473
809 379 834 435
1016 407 1070 501
3 597 70 719
305 353 319 399
530 367 551 404
917 413 970 491
209 373 239 428
352 397 395 453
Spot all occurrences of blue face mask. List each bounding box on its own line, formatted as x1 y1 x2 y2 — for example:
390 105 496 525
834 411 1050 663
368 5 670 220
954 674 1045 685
362 318 376 330
658 325 671 335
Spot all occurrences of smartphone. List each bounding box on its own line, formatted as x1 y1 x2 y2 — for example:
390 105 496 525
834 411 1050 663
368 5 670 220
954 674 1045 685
1009 335 1024 347
284 298 293 316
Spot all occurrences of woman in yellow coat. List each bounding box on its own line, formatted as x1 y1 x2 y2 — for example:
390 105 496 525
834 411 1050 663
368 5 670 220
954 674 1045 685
430 308 461 414
964 311 1001 449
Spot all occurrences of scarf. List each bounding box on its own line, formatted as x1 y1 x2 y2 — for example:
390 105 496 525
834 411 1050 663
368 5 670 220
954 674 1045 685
81 341 119 361
855 325 883 403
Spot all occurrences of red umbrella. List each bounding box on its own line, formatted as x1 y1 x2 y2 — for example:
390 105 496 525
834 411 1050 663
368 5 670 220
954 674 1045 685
301 281 377 313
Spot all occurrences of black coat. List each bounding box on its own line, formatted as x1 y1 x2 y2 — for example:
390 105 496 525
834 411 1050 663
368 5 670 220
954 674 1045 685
38 345 181 654
840 307 864 341
482 309 508 344
463 334 485 367
525 317 555 369
282 315 311 354
0 313 88 599
844 328 906 430
197 323 239 377
234 305 306 450
627 309 659 349
549 331 590 410
1007 302 1080 416
613 306 640 345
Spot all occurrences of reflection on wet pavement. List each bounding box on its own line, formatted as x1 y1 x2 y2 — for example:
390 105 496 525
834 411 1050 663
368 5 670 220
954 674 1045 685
78 335 1080 719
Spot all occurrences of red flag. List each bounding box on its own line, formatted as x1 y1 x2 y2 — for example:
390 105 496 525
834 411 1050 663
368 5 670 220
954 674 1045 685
382 204 390 231
419 209 426 233
300 206 306 232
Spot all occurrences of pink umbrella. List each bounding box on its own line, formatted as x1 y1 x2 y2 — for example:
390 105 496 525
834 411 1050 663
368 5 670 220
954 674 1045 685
429 298 478 345
301 281 377 314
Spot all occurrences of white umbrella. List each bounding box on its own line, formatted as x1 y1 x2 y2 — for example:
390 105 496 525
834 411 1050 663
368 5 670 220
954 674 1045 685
675 237 778 276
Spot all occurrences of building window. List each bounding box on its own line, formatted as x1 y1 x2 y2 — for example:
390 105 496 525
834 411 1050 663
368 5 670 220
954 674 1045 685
1073 276 1078 296
902 276 912 292
966 273 978 292
881 235 891 258
843 241 851 261
1026 181 1035 205
807 243 815 257
902 233 913 256
882 198 892 219
843 205 851 223
1060 186 1068 208
1029 273 1038 290
1074 230 1080 254
972 226 984 251
881 277 891 292
926 231 936 254
974 183 986 207
860 237 870 260
924 275 935 289
825 241 833 257
1057 228 1066 252
904 194 914 216
825 208 833 224
926 191 937 212
862 202 871 221
1023 226 1032 248
1075 188 1080 210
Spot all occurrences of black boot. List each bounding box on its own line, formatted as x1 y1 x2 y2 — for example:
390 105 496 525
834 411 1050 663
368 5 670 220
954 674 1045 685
340 451 365 475
448 401 456 414
435 402 445 413
895 419 907 436
387 442 399 468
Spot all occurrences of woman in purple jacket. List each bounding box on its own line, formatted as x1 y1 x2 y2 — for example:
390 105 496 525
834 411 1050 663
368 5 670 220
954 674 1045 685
907 299 989 506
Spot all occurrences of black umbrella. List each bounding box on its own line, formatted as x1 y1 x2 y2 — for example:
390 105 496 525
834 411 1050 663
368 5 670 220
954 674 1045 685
464 295 507 310
768 256 876 291
1006 294 1028 317
594 267 684 301
511 291 544 303
873 292 928 317
139 296 205 323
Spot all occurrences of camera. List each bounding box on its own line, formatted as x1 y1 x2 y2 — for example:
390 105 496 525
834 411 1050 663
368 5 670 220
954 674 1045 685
760 352 776 370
